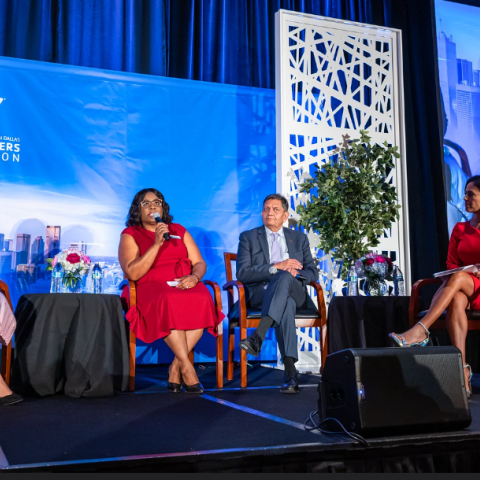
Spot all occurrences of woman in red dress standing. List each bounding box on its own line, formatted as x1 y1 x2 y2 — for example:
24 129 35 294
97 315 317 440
119 188 224 394
390 175 480 398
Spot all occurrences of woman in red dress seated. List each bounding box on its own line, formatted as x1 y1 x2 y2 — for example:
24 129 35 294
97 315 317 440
390 175 480 398
119 188 224 394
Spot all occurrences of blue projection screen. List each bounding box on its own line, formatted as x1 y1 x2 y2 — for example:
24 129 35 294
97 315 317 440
435 0 480 233
0 57 276 362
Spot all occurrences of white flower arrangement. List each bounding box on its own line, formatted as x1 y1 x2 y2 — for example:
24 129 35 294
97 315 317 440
47 249 91 290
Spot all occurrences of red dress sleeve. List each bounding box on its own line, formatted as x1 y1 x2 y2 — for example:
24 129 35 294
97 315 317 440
121 226 136 237
169 223 186 239
446 223 463 270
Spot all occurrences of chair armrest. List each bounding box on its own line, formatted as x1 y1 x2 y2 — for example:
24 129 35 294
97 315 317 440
222 280 247 325
0 279 13 311
222 279 245 290
309 281 327 328
203 280 225 339
222 280 246 308
119 278 137 308
203 279 223 311
409 277 442 328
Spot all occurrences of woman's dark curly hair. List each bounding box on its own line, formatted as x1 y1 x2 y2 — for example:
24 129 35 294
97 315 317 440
126 188 174 227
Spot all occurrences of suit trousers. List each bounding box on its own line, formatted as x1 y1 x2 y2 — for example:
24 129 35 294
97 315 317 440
248 271 307 360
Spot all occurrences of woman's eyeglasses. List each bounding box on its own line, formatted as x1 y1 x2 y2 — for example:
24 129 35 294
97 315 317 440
140 200 162 208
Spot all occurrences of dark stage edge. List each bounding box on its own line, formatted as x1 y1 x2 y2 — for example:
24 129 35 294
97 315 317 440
1 365 480 473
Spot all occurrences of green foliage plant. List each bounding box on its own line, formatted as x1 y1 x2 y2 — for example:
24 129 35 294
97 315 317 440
296 130 401 279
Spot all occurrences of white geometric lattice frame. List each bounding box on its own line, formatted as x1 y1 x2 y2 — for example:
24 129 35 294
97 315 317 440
275 10 410 306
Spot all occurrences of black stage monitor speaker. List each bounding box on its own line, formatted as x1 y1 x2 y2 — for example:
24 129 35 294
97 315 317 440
318 347 471 436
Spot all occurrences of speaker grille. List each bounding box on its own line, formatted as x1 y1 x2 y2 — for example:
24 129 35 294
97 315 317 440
356 349 466 428
323 347 471 435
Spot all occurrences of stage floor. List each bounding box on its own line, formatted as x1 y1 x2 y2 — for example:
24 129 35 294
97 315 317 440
1 364 480 472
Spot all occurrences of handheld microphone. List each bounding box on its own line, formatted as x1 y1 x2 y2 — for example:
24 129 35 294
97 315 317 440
151 212 171 241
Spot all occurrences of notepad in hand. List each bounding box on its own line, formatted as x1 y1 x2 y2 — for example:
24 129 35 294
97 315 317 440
433 264 480 277
167 281 180 287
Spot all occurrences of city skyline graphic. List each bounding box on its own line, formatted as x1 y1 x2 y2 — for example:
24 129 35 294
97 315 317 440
435 0 480 233
0 53 277 362
0 221 124 305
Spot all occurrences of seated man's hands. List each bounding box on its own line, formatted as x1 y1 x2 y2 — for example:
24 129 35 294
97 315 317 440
274 259 303 277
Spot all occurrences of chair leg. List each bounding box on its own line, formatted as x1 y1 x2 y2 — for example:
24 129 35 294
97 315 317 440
320 325 328 375
188 350 194 365
227 327 235 381
240 324 247 388
216 327 223 389
129 330 136 392
1 342 11 386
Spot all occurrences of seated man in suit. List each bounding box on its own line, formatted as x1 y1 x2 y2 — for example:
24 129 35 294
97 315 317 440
236 194 319 394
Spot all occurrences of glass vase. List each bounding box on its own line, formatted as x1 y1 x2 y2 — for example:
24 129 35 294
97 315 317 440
63 274 86 293
363 277 388 296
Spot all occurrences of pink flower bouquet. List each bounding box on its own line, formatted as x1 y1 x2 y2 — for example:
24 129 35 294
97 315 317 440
354 252 394 281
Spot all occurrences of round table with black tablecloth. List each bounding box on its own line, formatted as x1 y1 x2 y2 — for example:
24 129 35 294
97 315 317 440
327 296 411 353
327 295 480 371
11 293 129 398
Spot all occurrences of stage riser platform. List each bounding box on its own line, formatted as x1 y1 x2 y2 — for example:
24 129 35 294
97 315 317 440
1 365 479 473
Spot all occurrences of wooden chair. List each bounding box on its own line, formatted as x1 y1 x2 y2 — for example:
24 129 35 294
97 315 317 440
0 279 13 386
223 252 328 388
409 277 480 332
121 279 224 392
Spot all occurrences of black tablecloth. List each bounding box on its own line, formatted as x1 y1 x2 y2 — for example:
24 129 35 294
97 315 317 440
11 293 129 397
328 296 411 354
328 295 480 371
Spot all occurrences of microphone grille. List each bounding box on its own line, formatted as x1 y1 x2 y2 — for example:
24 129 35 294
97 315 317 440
152 212 161 219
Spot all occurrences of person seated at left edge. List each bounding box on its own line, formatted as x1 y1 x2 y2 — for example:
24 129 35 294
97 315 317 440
0 291 22 406
235 194 319 394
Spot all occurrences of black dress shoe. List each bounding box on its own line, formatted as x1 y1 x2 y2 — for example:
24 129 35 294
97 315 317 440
167 382 182 393
280 369 299 394
183 382 204 394
0 392 23 406
239 330 263 357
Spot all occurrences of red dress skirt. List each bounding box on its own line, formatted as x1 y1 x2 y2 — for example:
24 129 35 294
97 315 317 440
446 221 480 309
121 224 224 343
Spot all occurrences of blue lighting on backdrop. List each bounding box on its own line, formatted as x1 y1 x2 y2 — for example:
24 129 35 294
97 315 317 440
0 56 278 363
435 0 480 233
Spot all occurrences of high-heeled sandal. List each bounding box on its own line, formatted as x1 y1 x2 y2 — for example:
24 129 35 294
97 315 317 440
389 321 430 347
464 364 473 398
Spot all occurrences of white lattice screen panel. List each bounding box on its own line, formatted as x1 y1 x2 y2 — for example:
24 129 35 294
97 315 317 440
275 10 410 307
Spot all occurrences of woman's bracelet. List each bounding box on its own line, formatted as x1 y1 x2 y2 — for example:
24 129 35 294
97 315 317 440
191 273 201 283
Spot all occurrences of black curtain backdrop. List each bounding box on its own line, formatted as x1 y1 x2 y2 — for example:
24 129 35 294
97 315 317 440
0 0 447 281
387 0 449 282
